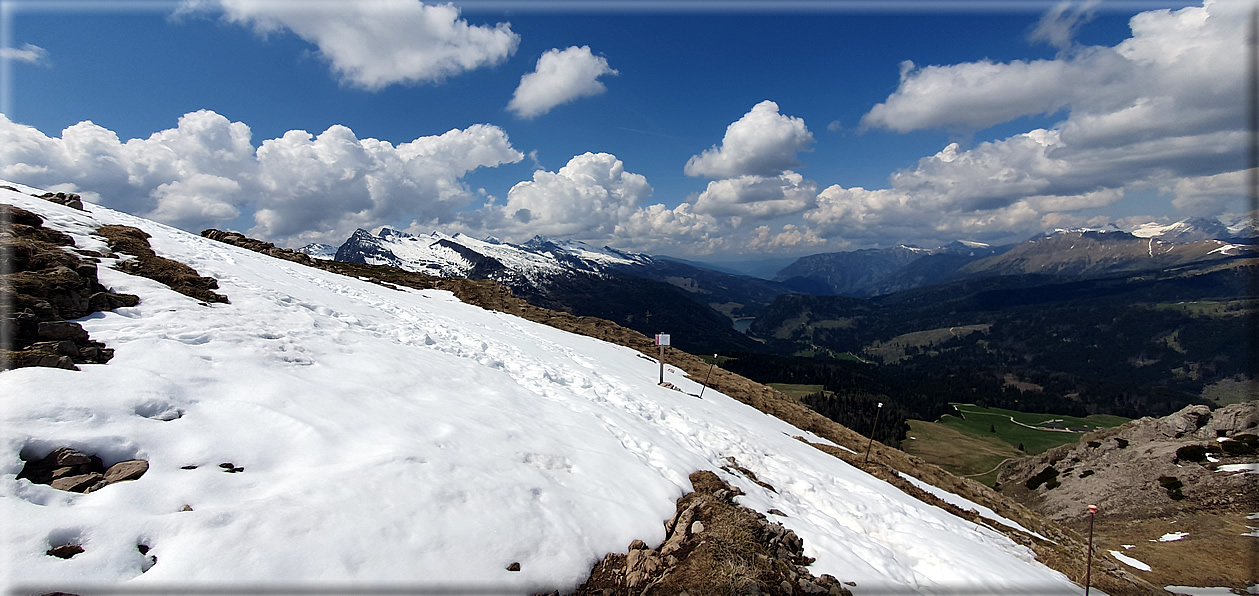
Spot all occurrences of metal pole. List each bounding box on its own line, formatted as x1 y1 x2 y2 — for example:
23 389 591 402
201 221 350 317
864 402 883 465
1085 504 1096 596
658 334 664 385
698 354 716 398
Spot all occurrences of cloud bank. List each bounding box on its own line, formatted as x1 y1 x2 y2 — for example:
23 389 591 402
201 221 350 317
0 111 523 245
833 0 1249 246
2 1 1247 258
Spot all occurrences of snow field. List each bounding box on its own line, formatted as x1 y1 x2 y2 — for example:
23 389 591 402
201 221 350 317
1 187 1087 594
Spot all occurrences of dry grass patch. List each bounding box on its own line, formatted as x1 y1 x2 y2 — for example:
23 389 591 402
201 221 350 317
902 419 1023 482
99 225 227 304
1069 512 1258 590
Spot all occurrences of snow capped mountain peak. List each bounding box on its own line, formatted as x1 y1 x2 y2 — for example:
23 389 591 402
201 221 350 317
295 242 337 260
1128 217 1234 243
376 226 412 239
332 228 651 289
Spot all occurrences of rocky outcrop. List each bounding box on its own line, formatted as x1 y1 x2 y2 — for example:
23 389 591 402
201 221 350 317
17 447 148 494
35 191 84 211
201 229 316 266
1 204 139 371
569 471 852 596
97 225 228 304
997 402 1259 521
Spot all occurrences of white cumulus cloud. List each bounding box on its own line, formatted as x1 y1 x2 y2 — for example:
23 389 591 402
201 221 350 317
508 46 618 119
468 152 649 239
0 111 523 246
692 171 817 220
823 0 1250 247
685 100 814 179
202 0 519 89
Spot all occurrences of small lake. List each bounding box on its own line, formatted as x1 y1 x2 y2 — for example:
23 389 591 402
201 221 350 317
733 318 755 334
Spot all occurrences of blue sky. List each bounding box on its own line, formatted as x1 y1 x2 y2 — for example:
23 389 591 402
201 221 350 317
0 0 1247 259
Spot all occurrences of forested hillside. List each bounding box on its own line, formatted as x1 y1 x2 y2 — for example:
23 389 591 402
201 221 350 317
732 259 1251 443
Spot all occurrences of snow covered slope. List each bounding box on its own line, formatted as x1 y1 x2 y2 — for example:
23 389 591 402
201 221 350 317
294 242 337 260
1 185 1086 594
334 227 650 290
1128 218 1236 244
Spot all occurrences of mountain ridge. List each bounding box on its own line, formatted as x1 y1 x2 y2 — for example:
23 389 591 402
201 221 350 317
322 226 796 352
770 221 1253 298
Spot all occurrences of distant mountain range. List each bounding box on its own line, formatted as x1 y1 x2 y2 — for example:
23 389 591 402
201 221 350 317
773 218 1254 297
295 217 1254 349
303 228 795 353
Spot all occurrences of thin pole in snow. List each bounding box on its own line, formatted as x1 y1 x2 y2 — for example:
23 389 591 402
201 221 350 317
1085 504 1097 596
698 354 716 398
864 402 883 465
658 342 664 385
656 332 665 385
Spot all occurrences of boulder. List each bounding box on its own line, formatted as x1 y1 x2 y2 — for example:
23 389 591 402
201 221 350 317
37 321 88 341
46 544 84 559
39 192 84 210
103 459 148 484
50 473 104 492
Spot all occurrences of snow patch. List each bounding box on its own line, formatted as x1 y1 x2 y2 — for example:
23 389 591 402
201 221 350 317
1164 587 1247 596
1156 532 1188 542
1131 220 1190 238
1110 550 1151 572
1216 463 1259 474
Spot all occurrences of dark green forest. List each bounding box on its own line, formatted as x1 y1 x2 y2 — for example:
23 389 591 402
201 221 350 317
725 259 1252 443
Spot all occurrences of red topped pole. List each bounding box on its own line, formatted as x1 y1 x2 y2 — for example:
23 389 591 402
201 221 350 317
864 402 883 465
1085 504 1097 596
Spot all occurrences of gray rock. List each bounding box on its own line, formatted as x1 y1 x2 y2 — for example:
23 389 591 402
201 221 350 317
37 321 88 341
625 569 649 588
690 520 705 534
46 543 84 558
45 447 92 467
50 472 104 492
799 579 828 595
103 459 148 484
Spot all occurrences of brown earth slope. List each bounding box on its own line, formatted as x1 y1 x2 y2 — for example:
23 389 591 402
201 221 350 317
998 403 1259 590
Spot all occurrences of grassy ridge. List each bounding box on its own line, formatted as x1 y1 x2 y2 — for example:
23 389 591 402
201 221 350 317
903 404 1130 486
902 420 1021 486
937 403 1128 455
766 383 826 400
